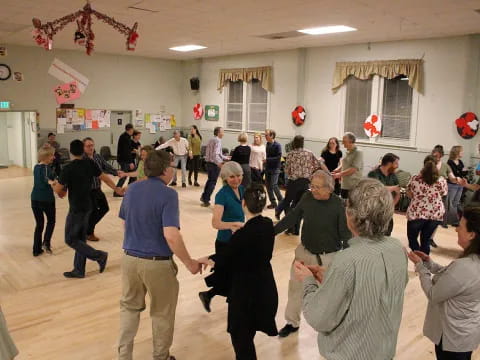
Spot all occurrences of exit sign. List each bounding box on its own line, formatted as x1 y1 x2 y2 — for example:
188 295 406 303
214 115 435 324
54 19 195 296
0 101 10 109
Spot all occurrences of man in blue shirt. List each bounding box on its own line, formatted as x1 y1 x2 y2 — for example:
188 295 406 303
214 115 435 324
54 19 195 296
118 149 206 360
265 129 284 209
200 126 229 207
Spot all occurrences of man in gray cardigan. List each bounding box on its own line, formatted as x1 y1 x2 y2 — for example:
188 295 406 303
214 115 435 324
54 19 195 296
274 170 351 337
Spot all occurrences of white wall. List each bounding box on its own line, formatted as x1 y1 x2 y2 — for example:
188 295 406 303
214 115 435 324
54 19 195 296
0 44 185 149
0 113 9 166
181 35 480 175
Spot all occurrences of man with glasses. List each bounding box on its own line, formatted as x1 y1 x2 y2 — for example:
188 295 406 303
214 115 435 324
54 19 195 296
274 170 351 338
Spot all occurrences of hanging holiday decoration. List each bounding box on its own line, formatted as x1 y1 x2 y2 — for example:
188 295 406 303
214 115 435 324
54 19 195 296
31 2 139 55
292 106 306 126
193 103 203 120
455 112 479 139
364 114 382 138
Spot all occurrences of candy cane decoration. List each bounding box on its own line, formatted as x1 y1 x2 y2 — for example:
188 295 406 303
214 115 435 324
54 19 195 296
193 103 203 120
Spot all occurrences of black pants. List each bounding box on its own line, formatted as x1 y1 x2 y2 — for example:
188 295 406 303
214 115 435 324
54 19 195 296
435 338 472 360
188 155 201 183
240 164 251 188
201 162 221 203
230 327 257 360
116 161 136 187
31 200 56 254
87 189 109 235
250 168 263 184
407 219 440 255
385 218 394 236
65 211 105 275
340 189 349 200
282 178 310 233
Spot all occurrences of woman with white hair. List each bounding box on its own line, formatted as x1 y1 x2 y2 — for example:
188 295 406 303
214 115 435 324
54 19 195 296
294 178 408 360
199 161 245 312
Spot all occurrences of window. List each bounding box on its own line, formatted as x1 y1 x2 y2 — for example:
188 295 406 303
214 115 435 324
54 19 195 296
225 79 269 131
343 75 416 144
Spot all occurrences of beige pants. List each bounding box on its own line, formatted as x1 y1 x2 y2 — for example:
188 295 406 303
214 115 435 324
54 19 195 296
118 254 179 360
285 244 336 328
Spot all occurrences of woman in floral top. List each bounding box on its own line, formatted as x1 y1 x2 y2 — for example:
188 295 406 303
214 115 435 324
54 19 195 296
407 155 448 254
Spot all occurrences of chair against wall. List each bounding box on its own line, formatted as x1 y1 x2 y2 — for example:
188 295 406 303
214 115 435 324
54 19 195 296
99 146 117 168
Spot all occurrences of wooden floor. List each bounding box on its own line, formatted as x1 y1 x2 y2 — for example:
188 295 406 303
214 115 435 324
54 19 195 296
0 167 478 360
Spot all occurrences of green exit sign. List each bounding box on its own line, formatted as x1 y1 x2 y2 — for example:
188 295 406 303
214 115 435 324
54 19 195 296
0 101 10 109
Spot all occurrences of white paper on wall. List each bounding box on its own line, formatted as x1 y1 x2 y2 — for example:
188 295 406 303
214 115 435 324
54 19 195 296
48 58 90 93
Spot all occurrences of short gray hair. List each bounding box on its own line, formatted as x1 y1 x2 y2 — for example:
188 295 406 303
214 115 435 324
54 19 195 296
311 170 334 192
343 132 356 143
220 161 243 181
173 130 180 136
346 178 393 239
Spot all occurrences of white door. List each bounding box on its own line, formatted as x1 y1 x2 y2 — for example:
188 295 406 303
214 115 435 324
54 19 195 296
110 111 132 156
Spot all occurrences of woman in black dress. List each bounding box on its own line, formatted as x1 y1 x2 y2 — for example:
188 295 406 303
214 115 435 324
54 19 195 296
201 184 278 359
231 132 252 188
321 137 342 195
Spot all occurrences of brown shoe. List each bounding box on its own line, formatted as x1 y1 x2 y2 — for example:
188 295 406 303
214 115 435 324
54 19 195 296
87 234 99 242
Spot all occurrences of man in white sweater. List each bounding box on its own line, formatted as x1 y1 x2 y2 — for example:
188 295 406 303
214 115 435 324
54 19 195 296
157 130 190 187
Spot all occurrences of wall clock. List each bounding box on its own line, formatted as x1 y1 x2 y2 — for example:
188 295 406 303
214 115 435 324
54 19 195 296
0 64 11 80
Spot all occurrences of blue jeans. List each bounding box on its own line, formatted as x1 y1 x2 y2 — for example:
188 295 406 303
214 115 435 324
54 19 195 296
172 155 187 184
444 183 463 226
201 162 220 203
65 211 105 275
265 169 283 206
407 219 441 255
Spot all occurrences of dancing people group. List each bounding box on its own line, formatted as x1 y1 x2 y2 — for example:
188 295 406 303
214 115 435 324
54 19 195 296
2 124 478 360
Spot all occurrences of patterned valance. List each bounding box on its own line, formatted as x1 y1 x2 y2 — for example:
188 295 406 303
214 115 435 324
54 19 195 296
217 66 272 92
332 59 423 93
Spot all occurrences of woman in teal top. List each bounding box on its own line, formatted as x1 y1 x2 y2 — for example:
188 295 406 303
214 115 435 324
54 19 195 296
199 161 245 312
31 145 57 256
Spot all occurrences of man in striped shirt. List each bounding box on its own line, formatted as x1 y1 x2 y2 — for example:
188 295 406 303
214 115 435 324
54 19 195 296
294 179 408 360
200 127 229 207
83 137 126 241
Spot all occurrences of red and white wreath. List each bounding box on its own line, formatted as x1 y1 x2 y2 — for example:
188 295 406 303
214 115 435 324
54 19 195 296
364 114 382 138
292 106 306 126
193 103 203 120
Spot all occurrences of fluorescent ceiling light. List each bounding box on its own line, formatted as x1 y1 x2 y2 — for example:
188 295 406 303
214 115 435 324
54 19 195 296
297 25 357 35
169 45 207 52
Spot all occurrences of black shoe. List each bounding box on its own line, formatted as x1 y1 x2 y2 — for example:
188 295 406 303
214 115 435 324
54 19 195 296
182 183 187 188
441 224 448 229
33 249 44 257
43 244 52 254
98 252 108 273
278 324 299 338
200 201 211 207
188 179 193 186
63 271 85 279
170 182 177 186
267 204 276 209
430 239 438 248
198 291 212 313
194 182 200 187
275 212 281 221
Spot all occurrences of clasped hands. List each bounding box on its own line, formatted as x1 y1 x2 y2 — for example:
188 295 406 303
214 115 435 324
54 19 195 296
293 260 326 283
406 250 430 265
187 257 215 275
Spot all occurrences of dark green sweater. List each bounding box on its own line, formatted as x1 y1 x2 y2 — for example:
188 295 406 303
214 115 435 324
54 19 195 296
274 191 351 253
31 164 55 203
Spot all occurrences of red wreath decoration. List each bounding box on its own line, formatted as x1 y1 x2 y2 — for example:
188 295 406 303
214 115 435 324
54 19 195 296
193 104 203 120
31 3 139 55
292 106 306 126
363 114 382 137
455 112 479 139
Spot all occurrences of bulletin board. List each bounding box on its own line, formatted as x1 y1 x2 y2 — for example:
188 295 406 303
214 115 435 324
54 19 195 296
56 108 111 133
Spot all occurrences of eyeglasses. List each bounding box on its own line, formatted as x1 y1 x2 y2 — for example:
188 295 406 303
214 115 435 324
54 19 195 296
310 184 328 191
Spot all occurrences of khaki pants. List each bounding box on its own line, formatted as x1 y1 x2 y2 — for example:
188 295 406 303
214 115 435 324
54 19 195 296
285 244 336 328
118 254 179 360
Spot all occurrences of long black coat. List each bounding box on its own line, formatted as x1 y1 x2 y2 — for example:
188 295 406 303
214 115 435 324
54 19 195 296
215 215 278 336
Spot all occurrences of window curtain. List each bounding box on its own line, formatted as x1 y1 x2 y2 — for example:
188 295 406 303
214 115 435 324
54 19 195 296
217 66 272 92
332 59 423 93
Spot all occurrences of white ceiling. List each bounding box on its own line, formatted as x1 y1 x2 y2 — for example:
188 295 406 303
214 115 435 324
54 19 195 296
1 0 480 59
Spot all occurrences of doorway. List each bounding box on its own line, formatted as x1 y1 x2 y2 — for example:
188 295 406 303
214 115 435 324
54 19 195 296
0 111 38 169
109 111 132 155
